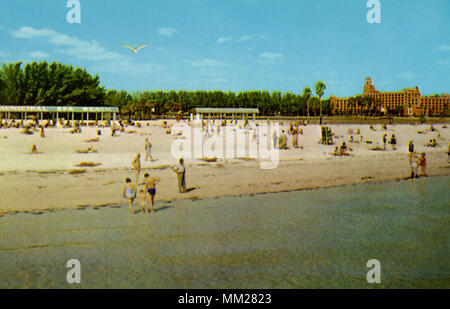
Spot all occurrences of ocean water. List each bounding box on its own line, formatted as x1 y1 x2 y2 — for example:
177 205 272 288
0 176 448 288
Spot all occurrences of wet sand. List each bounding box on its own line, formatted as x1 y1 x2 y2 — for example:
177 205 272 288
0 176 448 288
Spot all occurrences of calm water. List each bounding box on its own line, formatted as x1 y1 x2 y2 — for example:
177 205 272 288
0 176 448 288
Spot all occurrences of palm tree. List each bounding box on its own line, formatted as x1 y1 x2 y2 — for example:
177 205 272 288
315 81 326 118
302 86 312 117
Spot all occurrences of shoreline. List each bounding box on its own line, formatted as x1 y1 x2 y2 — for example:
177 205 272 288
0 169 448 218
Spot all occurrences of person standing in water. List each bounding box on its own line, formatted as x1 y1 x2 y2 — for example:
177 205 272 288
137 189 148 214
172 158 187 193
410 153 418 179
418 152 427 177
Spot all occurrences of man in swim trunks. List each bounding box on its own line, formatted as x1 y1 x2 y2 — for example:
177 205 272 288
144 173 160 213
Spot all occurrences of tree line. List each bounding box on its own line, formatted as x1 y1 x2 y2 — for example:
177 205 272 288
0 61 105 107
0 61 333 118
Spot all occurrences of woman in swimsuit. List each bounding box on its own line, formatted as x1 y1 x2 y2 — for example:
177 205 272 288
123 177 136 214
144 173 160 213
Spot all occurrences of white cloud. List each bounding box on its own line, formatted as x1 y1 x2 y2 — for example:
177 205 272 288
259 52 283 60
93 59 164 76
157 27 177 37
187 58 227 67
395 72 418 79
217 34 266 44
11 26 166 76
211 77 227 83
438 45 450 51
11 26 121 61
11 27 54 39
28 51 49 58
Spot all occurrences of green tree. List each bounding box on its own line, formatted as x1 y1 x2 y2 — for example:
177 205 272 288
302 86 312 117
0 61 105 107
314 81 326 118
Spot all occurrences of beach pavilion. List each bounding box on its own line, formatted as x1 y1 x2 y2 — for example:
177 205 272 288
190 107 260 122
0 105 119 122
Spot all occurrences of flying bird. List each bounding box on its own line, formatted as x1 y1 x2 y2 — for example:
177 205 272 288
119 42 149 53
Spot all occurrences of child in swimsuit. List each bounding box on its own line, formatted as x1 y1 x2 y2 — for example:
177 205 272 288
418 153 427 176
138 189 149 214
123 177 136 214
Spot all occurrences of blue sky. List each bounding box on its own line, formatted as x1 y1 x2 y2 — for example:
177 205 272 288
0 0 449 97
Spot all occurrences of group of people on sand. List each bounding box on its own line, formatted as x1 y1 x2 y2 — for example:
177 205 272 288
123 172 160 215
407 140 427 178
123 146 187 214
382 133 397 150
333 141 351 156
288 121 304 148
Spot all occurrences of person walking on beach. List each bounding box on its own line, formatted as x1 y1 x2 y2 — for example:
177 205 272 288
407 140 415 172
272 130 279 149
144 173 160 213
144 138 153 161
40 126 45 138
382 133 387 150
111 123 118 137
172 158 187 193
131 153 141 184
292 127 299 148
389 134 397 150
123 177 137 214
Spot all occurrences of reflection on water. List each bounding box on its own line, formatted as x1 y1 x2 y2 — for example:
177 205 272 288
0 176 448 288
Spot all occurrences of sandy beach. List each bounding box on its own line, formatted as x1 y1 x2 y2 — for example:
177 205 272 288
0 119 449 214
